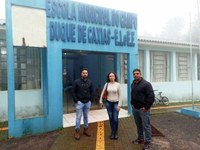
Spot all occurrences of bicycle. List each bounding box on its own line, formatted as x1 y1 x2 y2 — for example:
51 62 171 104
153 90 169 106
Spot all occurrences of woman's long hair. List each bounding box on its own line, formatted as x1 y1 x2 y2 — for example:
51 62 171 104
106 72 118 82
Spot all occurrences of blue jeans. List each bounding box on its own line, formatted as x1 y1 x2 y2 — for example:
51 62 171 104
75 101 91 130
105 100 119 133
132 107 151 142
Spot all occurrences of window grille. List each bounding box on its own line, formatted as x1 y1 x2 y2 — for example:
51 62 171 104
0 42 7 91
14 46 41 90
176 53 191 81
150 51 169 82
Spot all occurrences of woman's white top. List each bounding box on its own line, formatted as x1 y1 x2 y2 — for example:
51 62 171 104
99 82 122 106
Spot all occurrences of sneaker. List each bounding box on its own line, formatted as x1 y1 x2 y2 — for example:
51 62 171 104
142 142 151 150
132 138 144 144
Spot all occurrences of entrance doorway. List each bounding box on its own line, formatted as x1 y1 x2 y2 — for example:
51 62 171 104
62 50 114 113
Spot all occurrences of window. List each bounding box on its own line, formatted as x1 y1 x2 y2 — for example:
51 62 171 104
176 53 191 81
14 46 44 119
0 42 7 91
150 51 170 82
0 46 42 91
14 46 41 90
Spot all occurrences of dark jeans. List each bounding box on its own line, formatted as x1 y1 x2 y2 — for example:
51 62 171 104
132 107 151 142
105 100 119 133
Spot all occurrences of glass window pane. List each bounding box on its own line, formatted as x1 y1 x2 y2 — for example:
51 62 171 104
0 44 7 91
0 40 8 121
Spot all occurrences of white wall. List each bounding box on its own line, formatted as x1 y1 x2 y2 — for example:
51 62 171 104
0 91 8 122
0 90 43 121
12 6 46 47
15 90 43 119
120 81 200 107
152 81 200 102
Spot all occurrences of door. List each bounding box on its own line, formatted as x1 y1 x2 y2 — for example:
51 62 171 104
62 50 114 113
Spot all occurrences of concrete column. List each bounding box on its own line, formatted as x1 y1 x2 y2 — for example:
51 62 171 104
193 53 198 81
171 51 176 81
127 53 138 114
144 49 150 81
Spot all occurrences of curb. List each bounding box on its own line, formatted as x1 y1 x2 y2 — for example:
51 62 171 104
152 103 200 110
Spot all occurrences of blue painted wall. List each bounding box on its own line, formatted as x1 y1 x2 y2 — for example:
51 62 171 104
6 0 138 137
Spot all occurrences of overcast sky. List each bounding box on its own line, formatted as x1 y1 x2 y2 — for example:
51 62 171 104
0 0 5 19
0 0 198 36
77 0 197 37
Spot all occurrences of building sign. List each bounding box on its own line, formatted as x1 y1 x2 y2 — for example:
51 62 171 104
46 0 137 47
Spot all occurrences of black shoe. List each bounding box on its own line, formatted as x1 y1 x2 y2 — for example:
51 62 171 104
142 142 151 150
110 132 115 139
114 132 118 140
132 138 144 144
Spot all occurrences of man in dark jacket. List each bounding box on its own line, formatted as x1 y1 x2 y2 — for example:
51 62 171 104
131 68 154 150
72 68 94 140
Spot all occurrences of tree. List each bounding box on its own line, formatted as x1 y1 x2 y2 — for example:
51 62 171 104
183 14 200 43
159 16 186 42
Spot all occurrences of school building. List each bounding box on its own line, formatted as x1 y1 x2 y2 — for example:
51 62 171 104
0 0 200 138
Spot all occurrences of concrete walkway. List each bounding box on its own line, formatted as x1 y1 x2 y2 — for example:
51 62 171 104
63 108 130 127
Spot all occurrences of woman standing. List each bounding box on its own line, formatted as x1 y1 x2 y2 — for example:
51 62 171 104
99 72 122 140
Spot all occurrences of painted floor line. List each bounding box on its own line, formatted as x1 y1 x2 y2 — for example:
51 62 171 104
0 127 8 131
96 121 105 150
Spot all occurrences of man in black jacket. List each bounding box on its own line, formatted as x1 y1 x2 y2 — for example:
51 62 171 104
131 68 154 150
72 68 94 140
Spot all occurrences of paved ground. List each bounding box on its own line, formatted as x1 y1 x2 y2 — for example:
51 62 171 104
151 112 200 150
0 102 200 150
